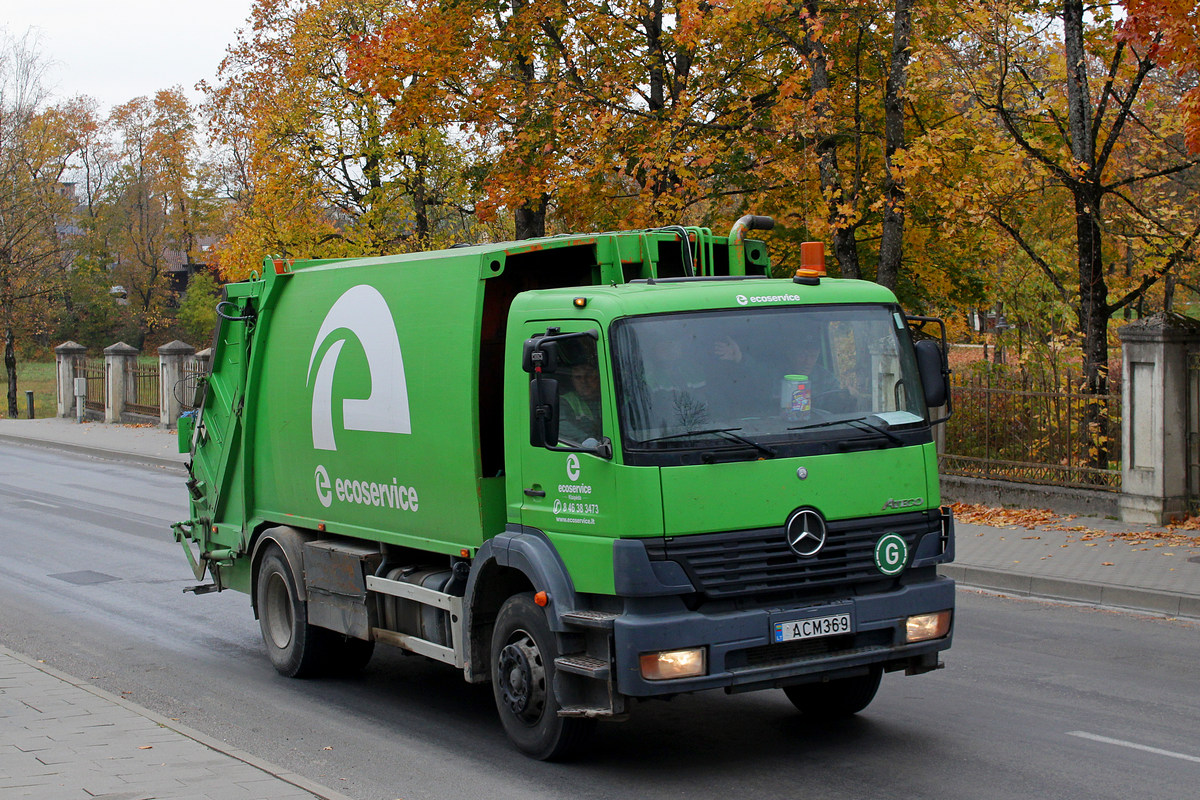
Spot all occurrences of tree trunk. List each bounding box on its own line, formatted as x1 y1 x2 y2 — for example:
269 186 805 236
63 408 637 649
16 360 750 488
877 0 914 291
1 261 15 418
515 195 548 240
1064 0 1110 472
801 0 860 278
4 326 15 419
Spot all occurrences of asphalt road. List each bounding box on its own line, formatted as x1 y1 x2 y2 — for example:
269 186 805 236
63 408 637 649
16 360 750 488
1 441 1197 800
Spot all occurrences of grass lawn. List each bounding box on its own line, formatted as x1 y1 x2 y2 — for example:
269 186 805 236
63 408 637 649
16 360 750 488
0 360 57 420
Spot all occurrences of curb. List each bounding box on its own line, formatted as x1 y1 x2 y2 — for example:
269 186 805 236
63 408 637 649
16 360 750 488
940 564 1200 620
0 430 187 474
1 644 357 800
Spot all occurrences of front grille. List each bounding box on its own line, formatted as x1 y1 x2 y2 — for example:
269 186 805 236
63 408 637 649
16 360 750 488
645 510 937 600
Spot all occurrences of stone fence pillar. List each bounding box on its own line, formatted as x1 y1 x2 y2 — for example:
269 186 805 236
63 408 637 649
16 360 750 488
104 342 139 424
158 340 195 427
54 341 87 418
194 347 212 377
1117 313 1200 524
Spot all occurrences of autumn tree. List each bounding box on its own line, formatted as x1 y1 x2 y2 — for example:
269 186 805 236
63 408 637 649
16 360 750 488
206 0 485 277
97 89 216 345
943 0 1200 470
0 33 81 417
1121 0 1200 153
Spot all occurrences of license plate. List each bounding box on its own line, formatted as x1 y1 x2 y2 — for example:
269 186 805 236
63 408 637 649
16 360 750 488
774 613 853 643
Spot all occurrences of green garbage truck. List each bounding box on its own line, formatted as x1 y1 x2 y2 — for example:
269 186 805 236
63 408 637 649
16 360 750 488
173 216 956 760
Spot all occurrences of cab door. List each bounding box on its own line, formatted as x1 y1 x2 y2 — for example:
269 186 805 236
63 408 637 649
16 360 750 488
517 321 618 542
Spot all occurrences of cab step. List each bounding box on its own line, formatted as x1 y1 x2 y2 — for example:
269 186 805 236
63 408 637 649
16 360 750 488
554 654 610 679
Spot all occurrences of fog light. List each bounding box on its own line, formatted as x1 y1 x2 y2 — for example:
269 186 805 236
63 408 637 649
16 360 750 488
640 647 706 680
906 610 952 643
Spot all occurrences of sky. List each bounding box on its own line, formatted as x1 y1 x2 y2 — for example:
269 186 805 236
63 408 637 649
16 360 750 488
2 0 255 113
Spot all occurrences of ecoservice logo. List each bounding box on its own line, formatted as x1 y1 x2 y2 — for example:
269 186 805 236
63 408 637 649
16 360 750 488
307 284 412 451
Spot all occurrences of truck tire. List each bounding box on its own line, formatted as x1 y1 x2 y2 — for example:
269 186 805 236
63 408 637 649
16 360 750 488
783 667 882 720
491 593 596 760
256 544 328 678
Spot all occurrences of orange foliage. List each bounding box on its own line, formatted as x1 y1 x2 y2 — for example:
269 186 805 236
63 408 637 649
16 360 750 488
1121 0 1200 153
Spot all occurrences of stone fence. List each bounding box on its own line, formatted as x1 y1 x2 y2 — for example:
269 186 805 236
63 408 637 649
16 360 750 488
53 340 210 428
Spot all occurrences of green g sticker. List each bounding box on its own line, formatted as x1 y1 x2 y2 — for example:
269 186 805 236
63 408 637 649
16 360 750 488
874 533 909 576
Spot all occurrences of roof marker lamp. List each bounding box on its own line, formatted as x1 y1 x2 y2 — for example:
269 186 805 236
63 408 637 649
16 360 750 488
573 296 588 308
906 610 952 643
640 647 706 680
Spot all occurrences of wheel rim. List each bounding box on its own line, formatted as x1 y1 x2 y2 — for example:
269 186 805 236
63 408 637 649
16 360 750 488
263 571 294 650
497 629 546 724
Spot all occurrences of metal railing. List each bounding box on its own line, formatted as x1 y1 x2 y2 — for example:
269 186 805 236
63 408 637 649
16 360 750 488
126 362 160 417
75 359 105 413
179 359 208 412
940 365 1122 490
1186 352 1200 511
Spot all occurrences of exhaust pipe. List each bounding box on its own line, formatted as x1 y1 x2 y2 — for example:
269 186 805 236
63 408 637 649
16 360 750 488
728 214 775 243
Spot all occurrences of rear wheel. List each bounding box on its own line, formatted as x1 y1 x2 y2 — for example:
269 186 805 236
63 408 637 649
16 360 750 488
256 545 327 678
783 667 882 720
491 593 596 760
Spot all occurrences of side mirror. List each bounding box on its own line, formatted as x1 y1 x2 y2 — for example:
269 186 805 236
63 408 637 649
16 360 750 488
915 339 948 408
529 377 560 447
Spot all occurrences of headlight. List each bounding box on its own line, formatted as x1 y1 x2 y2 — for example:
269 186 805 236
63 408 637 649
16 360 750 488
639 647 706 680
906 610 952 643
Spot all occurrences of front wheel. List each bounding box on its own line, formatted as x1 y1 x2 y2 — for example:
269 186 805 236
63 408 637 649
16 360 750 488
783 667 882 720
490 593 596 760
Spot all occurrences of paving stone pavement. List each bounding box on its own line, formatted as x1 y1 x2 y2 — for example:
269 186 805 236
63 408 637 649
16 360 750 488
0 646 351 800
948 519 1200 619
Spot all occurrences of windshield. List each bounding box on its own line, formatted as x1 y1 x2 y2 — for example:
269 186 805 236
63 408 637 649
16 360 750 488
612 304 928 459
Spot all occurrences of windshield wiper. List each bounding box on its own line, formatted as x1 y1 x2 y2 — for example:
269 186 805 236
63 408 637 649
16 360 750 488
788 416 903 445
638 427 776 458
846 417 904 445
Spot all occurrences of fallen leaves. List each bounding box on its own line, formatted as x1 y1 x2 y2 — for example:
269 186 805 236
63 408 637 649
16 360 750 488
949 502 1200 549
951 503 1066 528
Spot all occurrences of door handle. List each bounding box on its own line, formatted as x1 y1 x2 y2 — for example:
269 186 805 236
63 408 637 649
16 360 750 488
524 488 546 498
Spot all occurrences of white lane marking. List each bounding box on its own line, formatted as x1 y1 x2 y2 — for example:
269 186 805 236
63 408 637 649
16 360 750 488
20 500 59 509
1068 731 1200 764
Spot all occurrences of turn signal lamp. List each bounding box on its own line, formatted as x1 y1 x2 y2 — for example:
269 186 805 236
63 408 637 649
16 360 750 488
800 241 827 276
906 610 952 643
640 647 706 680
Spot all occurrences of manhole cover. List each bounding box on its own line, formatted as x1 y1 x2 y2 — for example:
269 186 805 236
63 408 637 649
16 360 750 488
49 570 119 585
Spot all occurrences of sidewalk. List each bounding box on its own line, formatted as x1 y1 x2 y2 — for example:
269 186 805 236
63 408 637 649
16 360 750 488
947 512 1200 619
0 646 353 800
0 417 187 472
1 416 1198 797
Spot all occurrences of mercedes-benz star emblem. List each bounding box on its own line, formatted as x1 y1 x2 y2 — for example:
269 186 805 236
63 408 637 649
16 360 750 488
786 509 827 558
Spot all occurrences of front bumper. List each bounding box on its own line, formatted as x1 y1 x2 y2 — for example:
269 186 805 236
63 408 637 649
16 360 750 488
610 576 955 697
